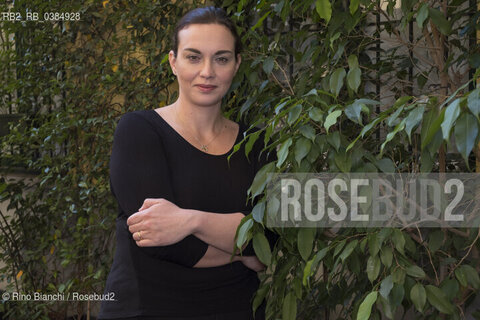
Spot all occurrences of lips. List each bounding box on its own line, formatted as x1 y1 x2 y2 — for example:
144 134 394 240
195 84 217 92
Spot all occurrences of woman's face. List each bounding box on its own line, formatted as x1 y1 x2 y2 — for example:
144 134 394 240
169 23 241 108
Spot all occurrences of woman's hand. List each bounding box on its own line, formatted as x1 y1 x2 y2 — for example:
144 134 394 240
127 198 194 247
239 255 266 272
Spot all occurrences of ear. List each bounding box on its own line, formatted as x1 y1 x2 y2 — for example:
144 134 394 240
168 50 177 76
234 54 241 74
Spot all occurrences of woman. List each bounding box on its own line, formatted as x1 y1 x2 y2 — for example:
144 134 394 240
98 6 277 320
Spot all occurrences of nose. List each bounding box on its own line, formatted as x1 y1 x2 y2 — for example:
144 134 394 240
199 59 214 79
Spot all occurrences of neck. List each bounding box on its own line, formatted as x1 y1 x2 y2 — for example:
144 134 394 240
173 98 224 138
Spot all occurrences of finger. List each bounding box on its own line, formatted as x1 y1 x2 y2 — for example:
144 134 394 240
128 223 141 234
139 198 163 211
132 230 149 241
127 211 144 226
135 239 154 247
132 231 140 241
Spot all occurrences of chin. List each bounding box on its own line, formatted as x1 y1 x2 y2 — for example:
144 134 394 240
191 95 224 107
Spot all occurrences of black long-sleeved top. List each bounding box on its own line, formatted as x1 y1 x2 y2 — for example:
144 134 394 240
98 110 277 318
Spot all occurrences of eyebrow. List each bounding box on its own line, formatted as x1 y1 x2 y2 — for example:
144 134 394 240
184 48 233 55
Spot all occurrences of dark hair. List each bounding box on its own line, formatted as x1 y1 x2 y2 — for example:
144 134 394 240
172 7 242 59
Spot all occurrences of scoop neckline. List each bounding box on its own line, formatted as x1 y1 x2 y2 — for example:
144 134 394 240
150 109 243 158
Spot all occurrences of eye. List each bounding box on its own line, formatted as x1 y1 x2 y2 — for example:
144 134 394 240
186 55 200 62
216 57 229 64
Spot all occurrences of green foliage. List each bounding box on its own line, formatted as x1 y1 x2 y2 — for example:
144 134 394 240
1 0 480 319
224 0 480 318
0 0 203 318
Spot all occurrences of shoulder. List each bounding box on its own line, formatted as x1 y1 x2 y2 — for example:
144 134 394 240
116 110 156 131
114 110 159 141
117 110 152 127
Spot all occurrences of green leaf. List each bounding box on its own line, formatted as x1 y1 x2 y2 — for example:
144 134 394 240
380 119 406 156
455 267 468 287
263 56 275 74
252 10 271 31
339 239 358 262
236 219 253 249
468 88 480 120
406 265 426 279
378 295 394 319
334 151 352 172
387 105 404 127
375 158 395 173
277 137 293 168
428 7 451 35
441 98 461 141
361 117 383 138
357 291 378 320
293 278 302 299
454 112 479 165
298 228 316 261
250 162 276 198
160 53 169 64
252 283 269 314
441 279 459 300
367 255 381 282
380 247 393 267
295 137 312 166
393 96 412 108
334 239 347 257
275 100 290 114
253 232 272 265
459 265 480 289
411 283 427 312
380 275 394 299
345 101 364 124
421 107 445 150
327 131 341 151
392 268 406 284
417 3 429 28
324 110 342 133
252 201 265 223
392 229 405 255
404 105 425 142
349 0 359 15
470 53 480 68
347 67 361 93
303 259 314 286
329 68 346 97
348 55 359 69
428 230 444 253
304 247 329 287
391 283 405 307
315 0 332 23
309 107 323 122
245 130 261 159
288 104 303 125
426 285 455 314
368 233 380 257
282 292 297 320
347 55 361 92
299 125 316 141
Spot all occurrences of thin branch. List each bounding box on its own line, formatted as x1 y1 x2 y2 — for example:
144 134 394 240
447 228 480 278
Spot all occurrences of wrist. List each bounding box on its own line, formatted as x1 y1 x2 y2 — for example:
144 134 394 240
185 208 203 235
